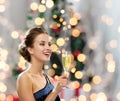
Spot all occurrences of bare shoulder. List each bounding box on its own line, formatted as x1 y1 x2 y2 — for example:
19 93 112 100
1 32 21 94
17 71 30 81
16 71 32 88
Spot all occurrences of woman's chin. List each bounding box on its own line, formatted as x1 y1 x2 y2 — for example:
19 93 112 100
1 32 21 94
43 58 50 62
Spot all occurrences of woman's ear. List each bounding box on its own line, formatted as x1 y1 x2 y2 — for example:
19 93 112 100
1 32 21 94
27 47 33 54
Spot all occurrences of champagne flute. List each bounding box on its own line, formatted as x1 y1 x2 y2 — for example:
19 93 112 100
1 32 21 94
62 51 72 88
62 51 71 73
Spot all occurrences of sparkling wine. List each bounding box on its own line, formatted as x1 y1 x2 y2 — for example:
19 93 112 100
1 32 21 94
62 52 71 72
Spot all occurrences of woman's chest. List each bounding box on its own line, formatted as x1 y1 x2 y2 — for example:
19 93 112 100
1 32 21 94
31 76 47 93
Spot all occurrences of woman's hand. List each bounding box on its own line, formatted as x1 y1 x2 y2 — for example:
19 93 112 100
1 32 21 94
54 73 69 93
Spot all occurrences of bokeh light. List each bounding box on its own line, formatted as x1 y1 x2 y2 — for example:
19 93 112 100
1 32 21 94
77 53 86 62
78 95 86 101
83 83 91 92
0 82 7 92
71 81 80 89
35 17 45 25
56 38 65 46
30 2 38 11
0 93 6 101
0 5 5 12
46 0 54 8
92 75 101 84
75 71 83 79
72 29 80 37
11 31 19 39
51 44 58 52
107 60 115 73
38 4 46 12
0 0 5 4
70 17 78 26
6 95 14 101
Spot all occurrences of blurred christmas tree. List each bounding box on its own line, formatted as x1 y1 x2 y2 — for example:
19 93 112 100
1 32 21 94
13 0 87 84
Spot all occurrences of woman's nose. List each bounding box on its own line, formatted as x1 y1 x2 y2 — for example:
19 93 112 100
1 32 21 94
45 44 51 50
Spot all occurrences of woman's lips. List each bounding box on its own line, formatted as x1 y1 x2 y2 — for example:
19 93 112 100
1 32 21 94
43 52 51 57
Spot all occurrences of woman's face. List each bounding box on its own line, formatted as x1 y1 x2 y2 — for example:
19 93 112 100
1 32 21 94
28 33 52 62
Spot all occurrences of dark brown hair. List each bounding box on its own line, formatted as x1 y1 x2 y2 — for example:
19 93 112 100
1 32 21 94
19 27 48 62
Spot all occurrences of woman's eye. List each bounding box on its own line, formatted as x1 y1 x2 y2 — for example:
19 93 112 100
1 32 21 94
49 43 51 46
40 43 45 46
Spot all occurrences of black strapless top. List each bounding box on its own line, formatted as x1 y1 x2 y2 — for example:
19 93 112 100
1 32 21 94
33 74 60 101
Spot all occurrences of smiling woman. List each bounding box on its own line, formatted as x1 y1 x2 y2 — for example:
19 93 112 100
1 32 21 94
16 27 69 101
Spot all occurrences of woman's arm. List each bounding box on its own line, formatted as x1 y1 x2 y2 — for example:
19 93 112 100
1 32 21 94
16 73 35 101
45 73 68 101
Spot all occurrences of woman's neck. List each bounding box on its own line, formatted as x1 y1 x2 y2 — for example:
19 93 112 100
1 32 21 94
28 61 44 75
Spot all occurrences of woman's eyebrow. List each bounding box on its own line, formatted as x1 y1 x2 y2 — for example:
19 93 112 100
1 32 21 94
39 41 51 43
39 41 45 43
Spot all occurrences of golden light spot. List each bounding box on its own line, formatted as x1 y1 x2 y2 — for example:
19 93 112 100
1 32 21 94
71 67 76 73
51 44 58 52
83 83 91 92
53 63 58 69
35 17 45 25
0 82 7 92
0 93 6 101
77 54 86 62
71 81 80 89
46 0 54 8
57 23 61 27
30 2 38 11
67 25 71 29
96 92 107 101
62 21 67 25
105 53 113 61
70 17 78 26
56 38 65 46
38 4 46 12
18 56 26 69
107 60 115 73
44 65 49 69
0 5 5 12
90 93 97 101
59 18 64 22
11 31 19 39
54 75 59 80
53 14 57 19
75 71 83 79
92 75 101 84
78 95 86 101
72 29 80 37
